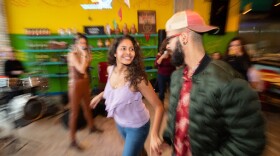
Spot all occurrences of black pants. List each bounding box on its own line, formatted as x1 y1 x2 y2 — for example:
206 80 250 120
157 74 171 102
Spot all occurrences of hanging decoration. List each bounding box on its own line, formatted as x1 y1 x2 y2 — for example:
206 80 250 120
118 7 123 21
113 20 117 29
144 33 151 41
124 0 130 8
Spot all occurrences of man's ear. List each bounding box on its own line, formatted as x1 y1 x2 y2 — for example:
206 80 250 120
180 32 189 45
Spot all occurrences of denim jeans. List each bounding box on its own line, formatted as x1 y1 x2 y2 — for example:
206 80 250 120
116 120 150 156
157 74 171 102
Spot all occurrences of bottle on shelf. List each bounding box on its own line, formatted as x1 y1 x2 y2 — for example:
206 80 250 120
105 23 111 35
130 24 137 34
105 39 111 47
58 28 65 35
114 24 120 35
122 23 129 35
66 28 72 35
97 39 104 48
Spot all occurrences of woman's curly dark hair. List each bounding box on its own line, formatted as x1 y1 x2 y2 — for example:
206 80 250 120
107 35 148 90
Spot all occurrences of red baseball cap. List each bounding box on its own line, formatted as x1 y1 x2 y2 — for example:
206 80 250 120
166 10 219 33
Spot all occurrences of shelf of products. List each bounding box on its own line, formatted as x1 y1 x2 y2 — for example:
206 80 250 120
26 62 66 66
22 46 157 53
19 34 158 94
22 49 68 53
20 34 158 40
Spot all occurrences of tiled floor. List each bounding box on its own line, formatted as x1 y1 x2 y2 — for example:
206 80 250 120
1 96 280 156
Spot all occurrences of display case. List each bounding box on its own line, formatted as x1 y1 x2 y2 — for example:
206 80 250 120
19 34 158 95
239 10 280 107
254 58 280 107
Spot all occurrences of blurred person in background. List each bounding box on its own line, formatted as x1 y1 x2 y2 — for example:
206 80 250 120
211 51 222 60
224 37 264 92
224 37 251 80
159 10 265 156
67 33 102 151
4 50 26 100
154 38 176 103
4 50 25 78
90 35 164 156
247 62 264 92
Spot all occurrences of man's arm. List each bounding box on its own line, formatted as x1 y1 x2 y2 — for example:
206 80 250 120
214 79 265 156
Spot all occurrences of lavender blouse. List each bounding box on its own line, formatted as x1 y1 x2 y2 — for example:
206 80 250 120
103 66 150 128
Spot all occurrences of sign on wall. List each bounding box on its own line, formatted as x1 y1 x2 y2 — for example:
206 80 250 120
137 10 156 34
84 26 105 35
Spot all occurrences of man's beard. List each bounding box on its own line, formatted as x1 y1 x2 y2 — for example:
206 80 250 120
171 41 185 67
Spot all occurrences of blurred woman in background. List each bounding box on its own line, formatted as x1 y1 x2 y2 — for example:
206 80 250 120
67 33 101 151
224 37 263 91
224 37 251 80
154 39 175 102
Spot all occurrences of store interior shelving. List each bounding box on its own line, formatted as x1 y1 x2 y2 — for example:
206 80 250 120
19 34 158 95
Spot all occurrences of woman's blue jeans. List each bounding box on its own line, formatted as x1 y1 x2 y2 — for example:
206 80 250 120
116 120 150 156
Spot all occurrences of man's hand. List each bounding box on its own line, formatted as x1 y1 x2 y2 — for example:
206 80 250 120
150 134 163 155
150 140 170 156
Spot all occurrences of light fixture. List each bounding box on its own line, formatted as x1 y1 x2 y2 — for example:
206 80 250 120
81 0 113 10
242 2 252 14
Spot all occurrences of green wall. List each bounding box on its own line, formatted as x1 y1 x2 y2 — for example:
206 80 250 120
203 32 238 55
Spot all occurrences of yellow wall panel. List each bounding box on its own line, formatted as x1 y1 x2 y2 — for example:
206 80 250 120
5 0 174 34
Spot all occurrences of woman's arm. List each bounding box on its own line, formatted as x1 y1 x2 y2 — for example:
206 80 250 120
138 80 164 154
90 66 111 109
155 52 168 66
90 91 104 109
67 48 90 74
